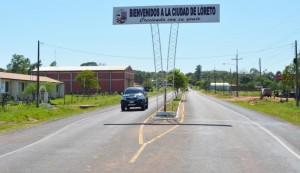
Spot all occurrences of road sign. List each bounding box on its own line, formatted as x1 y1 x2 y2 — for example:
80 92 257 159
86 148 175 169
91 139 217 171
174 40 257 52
113 4 220 25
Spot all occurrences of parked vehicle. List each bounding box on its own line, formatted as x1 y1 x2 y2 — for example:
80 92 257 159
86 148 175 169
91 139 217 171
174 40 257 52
261 88 272 97
281 90 296 98
120 87 148 111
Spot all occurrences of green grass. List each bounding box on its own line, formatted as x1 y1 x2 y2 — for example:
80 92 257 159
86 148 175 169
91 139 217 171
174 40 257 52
0 91 158 133
201 89 261 97
0 94 123 133
165 93 182 112
50 94 121 106
234 99 300 125
200 89 300 125
0 104 84 132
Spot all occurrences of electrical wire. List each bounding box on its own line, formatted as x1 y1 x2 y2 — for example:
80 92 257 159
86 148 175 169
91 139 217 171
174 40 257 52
42 42 151 59
180 43 293 59
269 26 300 47
241 45 292 69
41 41 294 61
241 10 298 48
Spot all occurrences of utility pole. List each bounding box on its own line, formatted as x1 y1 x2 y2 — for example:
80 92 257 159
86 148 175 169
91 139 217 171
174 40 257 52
230 67 232 94
214 67 217 94
222 74 224 95
208 73 211 91
232 51 242 97
36 40 40 108
259 58 262 88
295 40 299 107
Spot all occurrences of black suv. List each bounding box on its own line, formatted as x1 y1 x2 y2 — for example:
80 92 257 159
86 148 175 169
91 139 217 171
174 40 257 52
121 87 148 111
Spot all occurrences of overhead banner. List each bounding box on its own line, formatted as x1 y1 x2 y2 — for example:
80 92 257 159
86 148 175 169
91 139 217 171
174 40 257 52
113 4 220 25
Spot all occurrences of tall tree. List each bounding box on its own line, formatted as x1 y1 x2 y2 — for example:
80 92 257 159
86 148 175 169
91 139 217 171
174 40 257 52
80 62 98 66
133 70 155 85
194 65 202 81
0 68 5 72
99 63 106 66
75 70 99 93
6 54 31 74
28 60 42 74
167 69 188 96
50 61 57 66
282 64 295 91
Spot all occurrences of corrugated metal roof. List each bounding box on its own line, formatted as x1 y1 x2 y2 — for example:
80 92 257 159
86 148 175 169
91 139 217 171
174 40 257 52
32 65 131 72
0 72 63 83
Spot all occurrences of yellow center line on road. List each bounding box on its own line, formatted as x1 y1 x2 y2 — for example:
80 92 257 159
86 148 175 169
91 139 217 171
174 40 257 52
139 112 156 145
130 94 185 163
129 143 148 163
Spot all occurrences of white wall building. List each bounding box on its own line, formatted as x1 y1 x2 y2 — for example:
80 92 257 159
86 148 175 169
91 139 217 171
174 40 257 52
0 72 64 101
210 83 231 91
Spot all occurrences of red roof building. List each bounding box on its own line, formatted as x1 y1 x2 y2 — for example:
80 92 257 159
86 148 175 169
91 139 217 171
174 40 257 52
32 66 134 94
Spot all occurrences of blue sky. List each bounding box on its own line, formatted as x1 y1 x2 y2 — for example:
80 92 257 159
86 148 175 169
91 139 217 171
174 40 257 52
1 0 299 74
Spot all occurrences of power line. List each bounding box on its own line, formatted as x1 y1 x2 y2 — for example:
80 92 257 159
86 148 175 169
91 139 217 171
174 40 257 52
269 26 300 47
241 10 298 48
240 43 293 56
41 41 293 61
248 47 290 67
180 43 292 59
42 42 151 59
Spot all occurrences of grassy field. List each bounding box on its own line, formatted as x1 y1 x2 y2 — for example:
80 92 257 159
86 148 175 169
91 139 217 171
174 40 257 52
200 89 300 125
165 93 182 113
0 103 84 132
200 89 261 97
0 90 160 133
0 94 123 133
234 99 300 125
50 94 121 106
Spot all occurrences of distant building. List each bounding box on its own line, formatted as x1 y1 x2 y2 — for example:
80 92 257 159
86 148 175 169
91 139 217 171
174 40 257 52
32 66 134 94
210 83 230 91
0 72 64 101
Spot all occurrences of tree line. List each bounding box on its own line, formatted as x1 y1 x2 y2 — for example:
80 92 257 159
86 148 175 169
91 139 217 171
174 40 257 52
188 54 300 93
0 54 106 74
4 53 299 94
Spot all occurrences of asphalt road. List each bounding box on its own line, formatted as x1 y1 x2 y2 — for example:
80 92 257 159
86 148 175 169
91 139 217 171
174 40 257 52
0 90 300 173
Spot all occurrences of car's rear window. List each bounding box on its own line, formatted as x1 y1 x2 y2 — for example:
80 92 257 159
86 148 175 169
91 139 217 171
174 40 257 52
124 89 143 94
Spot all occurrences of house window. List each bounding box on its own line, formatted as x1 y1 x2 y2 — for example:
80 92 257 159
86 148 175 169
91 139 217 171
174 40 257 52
5 81 9 92
22 82 25 92
56 85 59 92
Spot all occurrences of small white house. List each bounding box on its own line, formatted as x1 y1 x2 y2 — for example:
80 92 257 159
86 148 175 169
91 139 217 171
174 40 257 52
210 83 231 91
0 72 64 101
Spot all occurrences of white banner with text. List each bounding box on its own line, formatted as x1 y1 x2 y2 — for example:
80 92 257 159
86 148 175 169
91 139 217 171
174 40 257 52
113 4 220 25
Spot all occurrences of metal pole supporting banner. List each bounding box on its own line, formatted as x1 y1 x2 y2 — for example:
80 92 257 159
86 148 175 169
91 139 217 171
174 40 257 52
150 24 164 112
166 23 179 111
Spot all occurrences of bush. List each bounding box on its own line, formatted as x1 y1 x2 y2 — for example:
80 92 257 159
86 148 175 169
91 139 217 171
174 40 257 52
0 94 14 111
